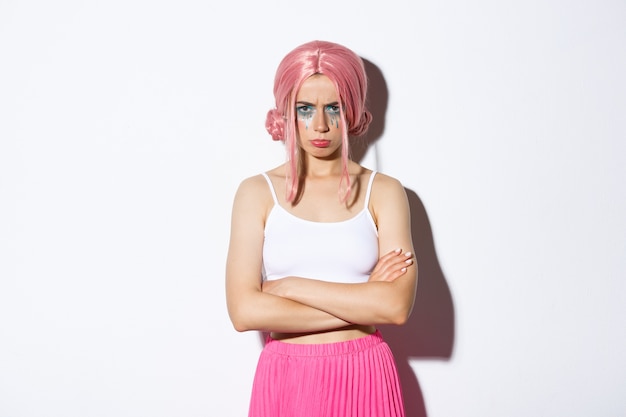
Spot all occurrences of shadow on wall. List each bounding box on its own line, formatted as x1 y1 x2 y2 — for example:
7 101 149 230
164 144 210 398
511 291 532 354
362 58 456 417
378 188 455 417
350 59 386 164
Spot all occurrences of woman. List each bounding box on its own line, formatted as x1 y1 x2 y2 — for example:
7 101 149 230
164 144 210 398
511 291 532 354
226 40 417 417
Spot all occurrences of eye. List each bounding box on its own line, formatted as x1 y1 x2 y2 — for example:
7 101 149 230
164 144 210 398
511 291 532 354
296 105 315 117
325 105 341 115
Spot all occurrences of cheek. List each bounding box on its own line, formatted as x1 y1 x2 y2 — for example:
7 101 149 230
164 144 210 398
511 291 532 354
295 119 305 139
297 115 312 131
297 118 306 129
328 113 341 129
295 120 308 143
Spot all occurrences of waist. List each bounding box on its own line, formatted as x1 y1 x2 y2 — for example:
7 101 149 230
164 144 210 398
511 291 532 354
265 327 383 356
269 324 376 345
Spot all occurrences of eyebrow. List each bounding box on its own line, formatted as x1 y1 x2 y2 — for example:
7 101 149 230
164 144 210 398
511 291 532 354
296 101 340 106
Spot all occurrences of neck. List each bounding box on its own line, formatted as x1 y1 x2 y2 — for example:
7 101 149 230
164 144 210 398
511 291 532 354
301 155 345 178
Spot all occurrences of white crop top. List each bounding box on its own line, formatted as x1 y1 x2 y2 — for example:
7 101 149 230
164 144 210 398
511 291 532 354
262 171 379 283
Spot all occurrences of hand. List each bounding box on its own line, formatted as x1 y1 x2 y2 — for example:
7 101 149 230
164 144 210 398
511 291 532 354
368 249 414 283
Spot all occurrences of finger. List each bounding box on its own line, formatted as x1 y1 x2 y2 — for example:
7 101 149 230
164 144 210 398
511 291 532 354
386 265 410 282
375 256 414 282
379 261 413 282
369 249 414 282
377 251 413 273
370 261 413 283
385 257 413 276
371 248 404 274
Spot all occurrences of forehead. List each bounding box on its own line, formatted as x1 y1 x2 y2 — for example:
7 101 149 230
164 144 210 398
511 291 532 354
296 74 338 103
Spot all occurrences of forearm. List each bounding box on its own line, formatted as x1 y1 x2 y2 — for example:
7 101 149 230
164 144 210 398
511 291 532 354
266 276 417 326
227 289 351 333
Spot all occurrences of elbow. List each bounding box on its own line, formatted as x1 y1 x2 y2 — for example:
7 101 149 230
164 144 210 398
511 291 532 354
390 311 410 326
227 290 261 332
383 277 417 326
230 314 254 332
227 306 255 332
382 302 414 326
387 310 410 326
232 321 250 333
227 289 270 332
228 312 245 332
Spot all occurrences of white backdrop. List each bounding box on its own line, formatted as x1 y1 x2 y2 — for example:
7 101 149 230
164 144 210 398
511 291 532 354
1 1 625 416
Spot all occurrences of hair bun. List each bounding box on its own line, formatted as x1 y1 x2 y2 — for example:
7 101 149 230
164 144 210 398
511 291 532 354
265 108 285 141
349 110 373 137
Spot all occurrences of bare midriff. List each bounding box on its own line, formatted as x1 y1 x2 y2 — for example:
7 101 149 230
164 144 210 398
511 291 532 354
270 324 376 344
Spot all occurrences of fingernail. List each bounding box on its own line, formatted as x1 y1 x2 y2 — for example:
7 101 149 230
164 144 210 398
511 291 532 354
401 267 407 272
395 248 402 253
404 252 412 257
405 259 412 264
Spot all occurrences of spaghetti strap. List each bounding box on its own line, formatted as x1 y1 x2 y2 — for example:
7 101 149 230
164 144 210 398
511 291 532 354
261 173 279 205
364 171 378 208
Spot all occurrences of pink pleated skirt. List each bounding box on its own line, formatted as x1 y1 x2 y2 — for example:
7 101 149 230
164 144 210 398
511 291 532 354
248 330 405 417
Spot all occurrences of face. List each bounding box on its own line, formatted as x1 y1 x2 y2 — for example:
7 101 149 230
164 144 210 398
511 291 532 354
295 74 343 159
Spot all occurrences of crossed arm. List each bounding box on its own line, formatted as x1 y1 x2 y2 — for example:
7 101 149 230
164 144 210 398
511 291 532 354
225 174 418 333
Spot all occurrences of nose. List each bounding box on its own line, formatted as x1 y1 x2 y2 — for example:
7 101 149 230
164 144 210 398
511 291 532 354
313 109 330 132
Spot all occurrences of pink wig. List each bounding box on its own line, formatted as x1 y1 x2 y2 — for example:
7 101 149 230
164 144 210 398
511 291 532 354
265 40 373 202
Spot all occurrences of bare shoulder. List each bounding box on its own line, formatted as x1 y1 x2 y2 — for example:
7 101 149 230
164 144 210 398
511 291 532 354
369 172 409 222
236 174 269 197
371 172 407 199
232 173 274 216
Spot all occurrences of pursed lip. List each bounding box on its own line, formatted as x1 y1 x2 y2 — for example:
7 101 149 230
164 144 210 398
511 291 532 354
310 139 331 148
